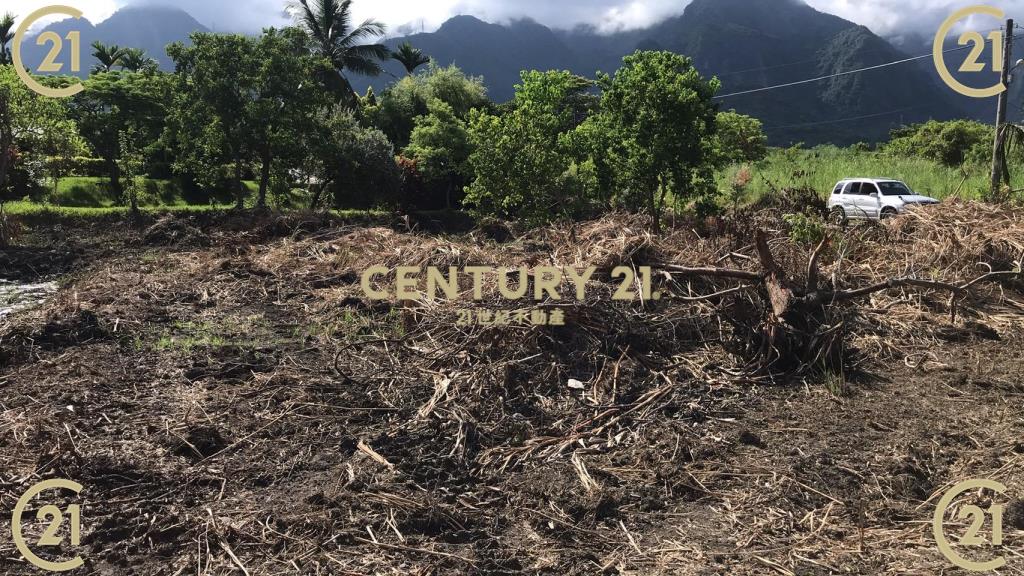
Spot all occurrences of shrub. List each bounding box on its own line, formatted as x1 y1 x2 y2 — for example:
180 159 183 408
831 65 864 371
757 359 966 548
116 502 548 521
49 156 108 177
783 212 827 246
885 120 992 167
363 64 488 149
716 110 768 164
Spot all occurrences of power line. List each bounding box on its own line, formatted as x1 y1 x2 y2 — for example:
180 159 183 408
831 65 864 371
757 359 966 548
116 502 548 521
714 34 1024 100
764 105 920 130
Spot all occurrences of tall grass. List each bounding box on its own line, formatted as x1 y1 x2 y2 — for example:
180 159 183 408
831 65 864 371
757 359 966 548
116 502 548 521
718 145 1022 201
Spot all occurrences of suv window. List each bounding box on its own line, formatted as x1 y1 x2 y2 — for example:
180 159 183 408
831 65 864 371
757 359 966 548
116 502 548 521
832 183 844 195
878 181 912 196
844 182 862 195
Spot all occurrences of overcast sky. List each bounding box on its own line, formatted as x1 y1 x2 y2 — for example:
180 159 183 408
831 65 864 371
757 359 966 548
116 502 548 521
13 0 1024 38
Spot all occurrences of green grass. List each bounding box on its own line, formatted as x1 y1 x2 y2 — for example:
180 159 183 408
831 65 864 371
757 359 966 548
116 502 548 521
42 176 200 207
717 145 1022 201
2 201 227 217
3 200 389 219
4 175 328 216
30 177 305 208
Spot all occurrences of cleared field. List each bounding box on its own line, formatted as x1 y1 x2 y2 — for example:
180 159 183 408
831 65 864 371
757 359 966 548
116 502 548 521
0 206 1021 574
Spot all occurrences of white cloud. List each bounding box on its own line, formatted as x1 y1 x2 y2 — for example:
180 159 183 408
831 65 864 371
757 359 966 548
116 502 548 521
805 0 1024 37
362 0 1024 37
10 1 118 32
10 0 1024 38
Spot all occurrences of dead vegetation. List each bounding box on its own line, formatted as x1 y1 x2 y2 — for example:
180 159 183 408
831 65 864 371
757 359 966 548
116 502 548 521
0 202 1022 574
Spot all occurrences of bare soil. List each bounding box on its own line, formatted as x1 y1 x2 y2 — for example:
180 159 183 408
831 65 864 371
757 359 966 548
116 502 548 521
0 208 1022 575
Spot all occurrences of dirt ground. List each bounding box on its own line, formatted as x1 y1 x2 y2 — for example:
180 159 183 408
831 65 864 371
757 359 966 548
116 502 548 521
0 208 1022 575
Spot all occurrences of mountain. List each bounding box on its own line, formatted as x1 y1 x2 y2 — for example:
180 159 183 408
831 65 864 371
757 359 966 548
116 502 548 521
355 0 965 145
19 1 981 145
375 16 582 97
888 32 1023 127
22 6 209 77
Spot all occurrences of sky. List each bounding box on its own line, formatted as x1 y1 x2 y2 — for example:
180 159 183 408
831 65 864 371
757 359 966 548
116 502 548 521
12 0 1024 38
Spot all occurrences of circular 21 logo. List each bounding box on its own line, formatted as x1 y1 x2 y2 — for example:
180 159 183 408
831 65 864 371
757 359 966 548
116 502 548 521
933 5 1010 98
932 478 1008 572
10 479 85 571
12 5 86 98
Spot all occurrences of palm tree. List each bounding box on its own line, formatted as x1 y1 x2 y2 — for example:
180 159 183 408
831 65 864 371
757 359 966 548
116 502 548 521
290 0 391 105
90 41 127 74
119 48 158 73
391 42 429 76
0 13 15 66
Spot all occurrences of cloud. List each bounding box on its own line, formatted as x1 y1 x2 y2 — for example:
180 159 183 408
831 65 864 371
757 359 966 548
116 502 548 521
13 0 1023 39
10 1 118 32
806 0 1024 38
365 0 1024 37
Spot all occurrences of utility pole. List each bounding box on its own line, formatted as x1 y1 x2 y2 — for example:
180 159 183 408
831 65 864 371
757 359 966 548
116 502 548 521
991 19 1015 198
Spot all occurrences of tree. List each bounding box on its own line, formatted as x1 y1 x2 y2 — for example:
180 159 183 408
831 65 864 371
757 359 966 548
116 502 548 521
0 65 73 201
715 110 768 165
118 129 144 213
40 116 87 201
465 70 598 223
391 42 429 76
120 48 159 73
69 71 171 200
885 120 992 167
167 29 330 209
302 106 399 210
290 0 390 105
0 13 15 66
364 63 488 149
405 99 471 208
167 34 255 207
598 51 720 232
248 28 332 209
90 41 128 74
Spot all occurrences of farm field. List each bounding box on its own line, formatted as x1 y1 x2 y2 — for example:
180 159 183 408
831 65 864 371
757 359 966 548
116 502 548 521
1 206 1021 574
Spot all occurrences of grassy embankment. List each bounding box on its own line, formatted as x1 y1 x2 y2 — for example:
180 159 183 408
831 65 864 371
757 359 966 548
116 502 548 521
3 177 320 216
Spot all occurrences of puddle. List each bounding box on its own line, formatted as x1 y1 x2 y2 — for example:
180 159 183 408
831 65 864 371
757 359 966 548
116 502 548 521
0 280 57 321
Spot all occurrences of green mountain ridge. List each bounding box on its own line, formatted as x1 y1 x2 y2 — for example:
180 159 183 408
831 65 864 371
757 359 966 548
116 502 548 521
20 6 209 76
356 0 965 145
17 0 978 145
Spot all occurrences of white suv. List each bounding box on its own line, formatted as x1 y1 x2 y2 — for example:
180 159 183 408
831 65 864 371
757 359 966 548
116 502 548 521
828 179 939 224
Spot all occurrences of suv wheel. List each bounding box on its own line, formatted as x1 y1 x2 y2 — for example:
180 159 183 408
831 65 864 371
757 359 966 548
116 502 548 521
880 207 898 219
829 207 847 226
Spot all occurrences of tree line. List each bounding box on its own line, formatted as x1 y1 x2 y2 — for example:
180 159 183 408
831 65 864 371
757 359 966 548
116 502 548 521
1 0 770 231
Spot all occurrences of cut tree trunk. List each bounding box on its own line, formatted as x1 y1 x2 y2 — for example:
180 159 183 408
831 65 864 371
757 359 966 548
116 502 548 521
660 230 1020 379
